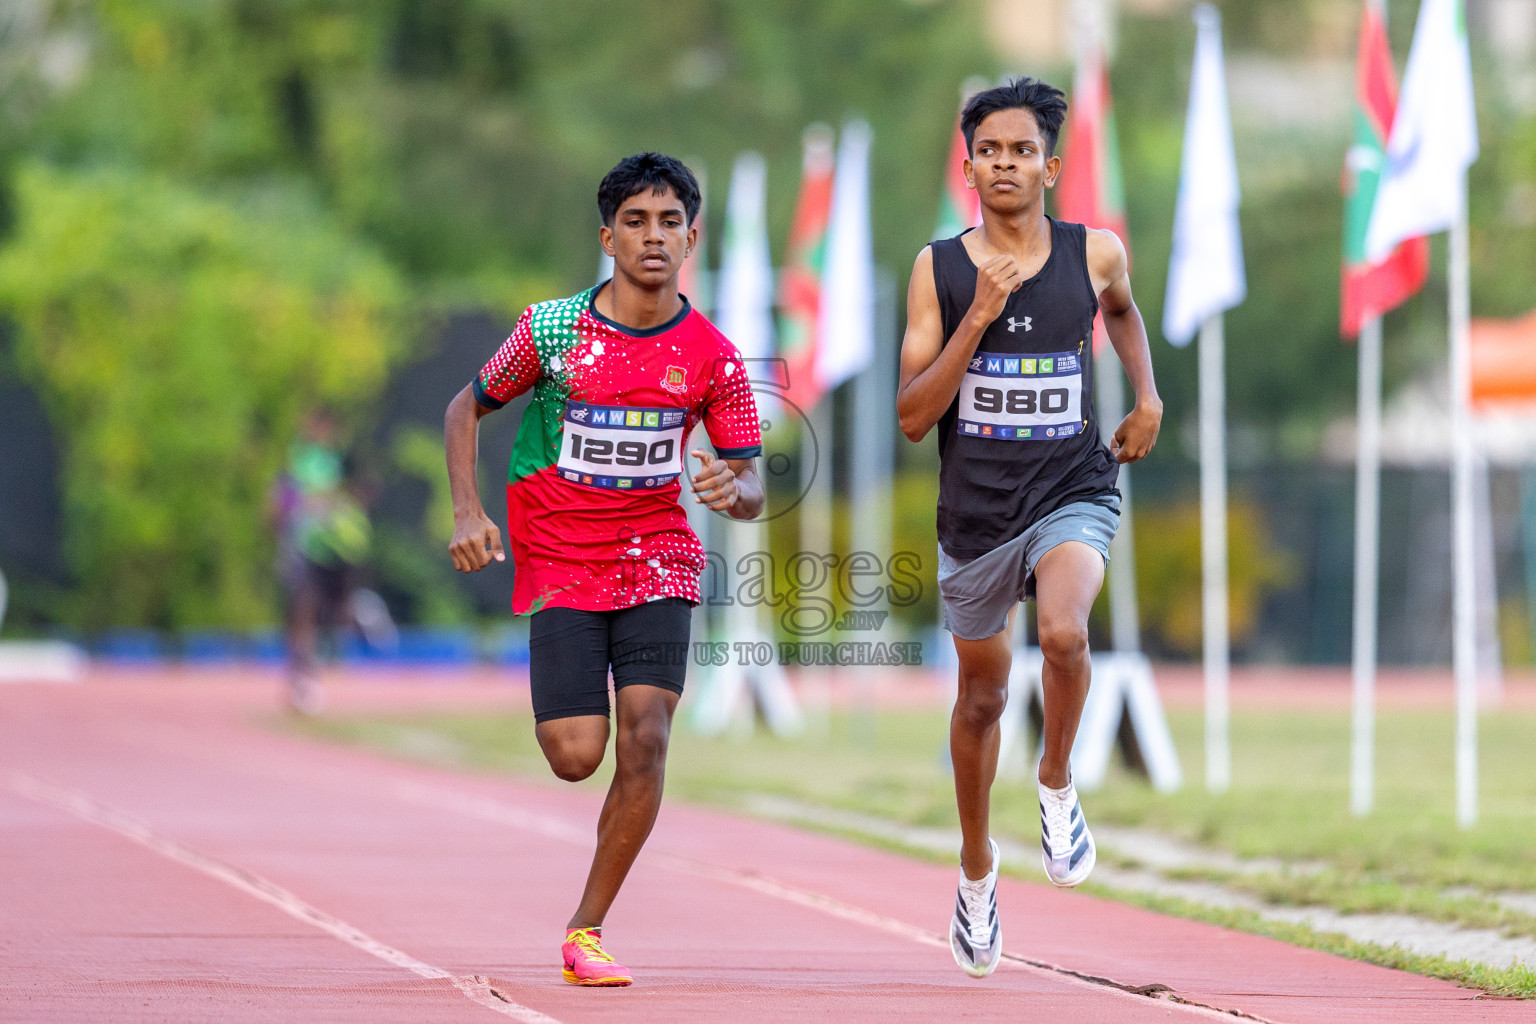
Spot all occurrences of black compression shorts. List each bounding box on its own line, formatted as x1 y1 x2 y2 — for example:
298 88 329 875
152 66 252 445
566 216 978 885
527 597 692 723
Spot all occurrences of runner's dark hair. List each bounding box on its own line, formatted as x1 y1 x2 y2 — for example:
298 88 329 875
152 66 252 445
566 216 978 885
960 77 1068 158
597 153 702 226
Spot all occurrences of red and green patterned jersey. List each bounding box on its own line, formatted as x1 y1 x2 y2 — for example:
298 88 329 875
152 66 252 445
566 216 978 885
473 286 762 614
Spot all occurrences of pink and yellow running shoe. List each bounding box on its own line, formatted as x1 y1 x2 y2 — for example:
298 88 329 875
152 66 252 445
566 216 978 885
561 927 633 987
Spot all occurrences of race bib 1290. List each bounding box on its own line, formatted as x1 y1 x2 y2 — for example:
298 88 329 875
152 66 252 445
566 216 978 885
957 349 1084 441
557 401 687 490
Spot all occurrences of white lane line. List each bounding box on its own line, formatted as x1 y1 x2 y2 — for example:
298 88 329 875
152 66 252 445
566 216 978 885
392 780 1265 1022
673 862 1276 1023
7 771 561 1024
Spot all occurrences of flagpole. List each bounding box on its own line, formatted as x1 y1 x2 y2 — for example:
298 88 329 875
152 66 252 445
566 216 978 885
1350 313 1382 816
852 269 896 575
1097 351 1142 651
1354 0 1479 822
700 150 807 738
1524 469 1536 666
810 116 875 587
1474 457 1502 700
847 270 896 743
1200 312 1230 793
799 399 833 736
1450 188 1478 828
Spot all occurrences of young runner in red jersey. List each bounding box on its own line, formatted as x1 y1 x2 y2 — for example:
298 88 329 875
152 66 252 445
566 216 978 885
443 153 765 987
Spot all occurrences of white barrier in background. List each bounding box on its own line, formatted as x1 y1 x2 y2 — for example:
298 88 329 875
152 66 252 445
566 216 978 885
688 620 804 738
0 569 85 684
0 642 85 683
997 647 1182 793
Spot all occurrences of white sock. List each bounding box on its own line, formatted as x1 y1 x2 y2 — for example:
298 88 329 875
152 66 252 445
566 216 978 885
961 843 996 882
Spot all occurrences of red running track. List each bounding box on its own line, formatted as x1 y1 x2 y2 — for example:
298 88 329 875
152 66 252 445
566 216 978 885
0 673 1528 1023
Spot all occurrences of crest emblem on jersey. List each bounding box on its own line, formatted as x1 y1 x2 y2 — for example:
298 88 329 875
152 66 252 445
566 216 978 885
662 365 688 394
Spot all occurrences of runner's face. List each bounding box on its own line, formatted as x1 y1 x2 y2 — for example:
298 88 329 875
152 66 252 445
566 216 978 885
965 108 1061 214
601 186 697 289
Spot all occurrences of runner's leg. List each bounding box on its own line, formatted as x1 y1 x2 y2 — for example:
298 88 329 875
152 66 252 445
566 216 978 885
284 564 323 710
1032 541 1105 789
951 606 1016 881
567 597 689 929
531 607 613 781
537 716 610 782
568 684 680 929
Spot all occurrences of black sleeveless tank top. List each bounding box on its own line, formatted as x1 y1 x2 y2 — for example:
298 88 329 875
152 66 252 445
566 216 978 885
932 219 1119 559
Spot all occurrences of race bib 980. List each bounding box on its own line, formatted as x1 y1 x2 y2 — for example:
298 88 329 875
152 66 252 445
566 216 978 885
957 349 1084 441
557 401 687 490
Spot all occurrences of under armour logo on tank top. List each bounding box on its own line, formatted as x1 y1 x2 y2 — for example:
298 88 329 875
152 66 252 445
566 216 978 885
927 219 1121 561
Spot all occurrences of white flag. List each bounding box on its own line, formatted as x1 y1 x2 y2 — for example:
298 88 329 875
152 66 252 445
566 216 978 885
716 152 776 361
1364 0 1479 261
816 119 876 390
1163 4 1246 347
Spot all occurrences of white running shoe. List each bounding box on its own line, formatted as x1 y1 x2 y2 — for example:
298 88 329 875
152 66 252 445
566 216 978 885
1039 777 1095 888
949 837 1002 977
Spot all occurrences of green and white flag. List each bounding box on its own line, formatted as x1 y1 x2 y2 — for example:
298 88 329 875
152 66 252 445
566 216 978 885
1364 0 1478 260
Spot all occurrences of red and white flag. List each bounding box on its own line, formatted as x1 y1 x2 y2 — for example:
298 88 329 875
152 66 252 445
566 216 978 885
933 113 982 241
1340 0 1428 338
778 126 836 409
1055 39 1130 355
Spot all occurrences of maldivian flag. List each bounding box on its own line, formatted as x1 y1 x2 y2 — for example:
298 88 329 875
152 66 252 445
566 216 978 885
933 114 982 240
1341 0 1428 338
778 125 836 410
1364 0 1478 261
1055 39 1129 355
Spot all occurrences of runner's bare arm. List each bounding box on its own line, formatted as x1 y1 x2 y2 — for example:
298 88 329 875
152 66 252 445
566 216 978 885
444 383 506 572
897 246 1022 442
690 451 763 520
1086 228 1162 464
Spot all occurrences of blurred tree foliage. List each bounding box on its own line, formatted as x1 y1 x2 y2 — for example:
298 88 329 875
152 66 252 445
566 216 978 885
28 0 994 294
1132 498 1296 658
1 0 997 629
0 164 402 628
0 0 1529 633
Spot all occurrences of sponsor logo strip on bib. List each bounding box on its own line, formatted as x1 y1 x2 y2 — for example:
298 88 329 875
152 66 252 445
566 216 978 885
957 349 1084 441
558 401 686 490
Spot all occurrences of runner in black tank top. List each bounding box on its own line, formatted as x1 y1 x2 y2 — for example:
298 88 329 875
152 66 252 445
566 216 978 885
931 218 1120 559
895 79 1163 978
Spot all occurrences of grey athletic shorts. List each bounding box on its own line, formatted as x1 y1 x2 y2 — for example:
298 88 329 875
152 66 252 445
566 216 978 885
937 496 1120 641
